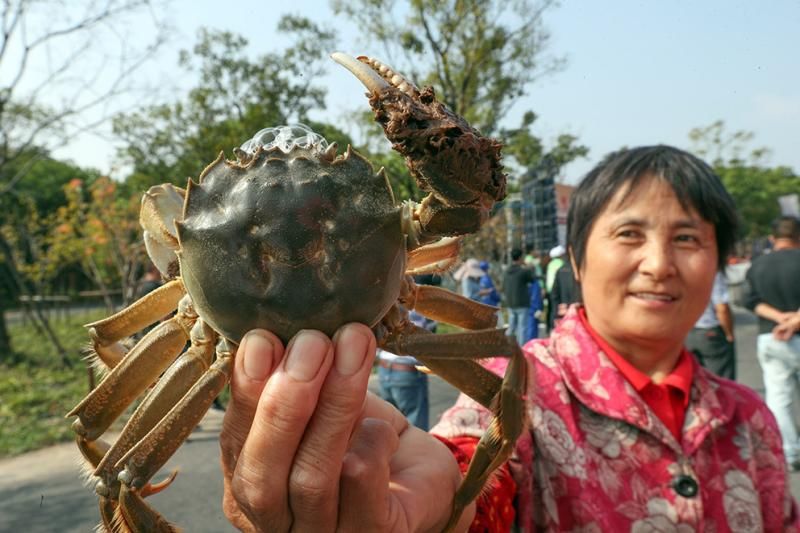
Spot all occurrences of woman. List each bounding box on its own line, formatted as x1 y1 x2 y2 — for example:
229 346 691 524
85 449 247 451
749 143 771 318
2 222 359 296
218 146 798 531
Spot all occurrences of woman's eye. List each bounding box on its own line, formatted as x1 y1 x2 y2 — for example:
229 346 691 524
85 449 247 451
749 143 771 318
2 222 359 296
616 229 639 239
675 234 699 243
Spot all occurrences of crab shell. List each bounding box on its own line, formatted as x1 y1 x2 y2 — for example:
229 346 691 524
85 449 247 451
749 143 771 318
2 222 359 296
175 144 406 344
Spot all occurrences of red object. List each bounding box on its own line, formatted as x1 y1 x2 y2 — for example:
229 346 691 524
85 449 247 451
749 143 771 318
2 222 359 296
434 435 517 532
432 305 799 531
577 307 693 441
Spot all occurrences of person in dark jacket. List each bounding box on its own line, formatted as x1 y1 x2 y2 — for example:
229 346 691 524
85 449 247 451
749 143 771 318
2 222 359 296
745 215 800 469
502 248 535 345
549 261 581 330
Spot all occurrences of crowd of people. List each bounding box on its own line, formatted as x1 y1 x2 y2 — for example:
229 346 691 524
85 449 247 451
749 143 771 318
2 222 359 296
218 145 800 531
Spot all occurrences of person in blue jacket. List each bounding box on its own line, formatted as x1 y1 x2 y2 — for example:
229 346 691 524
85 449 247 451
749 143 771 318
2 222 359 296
477 261 501 307
525 274 545 341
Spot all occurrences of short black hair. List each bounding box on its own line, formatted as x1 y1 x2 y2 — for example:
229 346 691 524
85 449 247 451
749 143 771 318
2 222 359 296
511 248 523 261
773 216 800 240
567 145 740 272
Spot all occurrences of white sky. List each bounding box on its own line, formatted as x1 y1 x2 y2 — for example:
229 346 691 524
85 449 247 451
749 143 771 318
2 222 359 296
49 0 800 184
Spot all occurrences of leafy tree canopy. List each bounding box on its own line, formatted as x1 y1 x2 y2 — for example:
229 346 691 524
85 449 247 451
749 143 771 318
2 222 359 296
113 17 340 193
690 120 799 238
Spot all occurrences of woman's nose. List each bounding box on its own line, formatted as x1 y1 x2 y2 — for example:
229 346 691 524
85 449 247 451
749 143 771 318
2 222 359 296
638 239 677 280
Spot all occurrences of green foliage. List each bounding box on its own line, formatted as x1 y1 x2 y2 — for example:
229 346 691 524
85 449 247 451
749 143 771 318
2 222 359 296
689 121 799 238
113 20 337 188
716 165 798 238
0 310 104 457
0 150 98 224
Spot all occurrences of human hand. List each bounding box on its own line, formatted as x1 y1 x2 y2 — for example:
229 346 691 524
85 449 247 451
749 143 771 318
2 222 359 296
773 312 800 341
219 324 473 532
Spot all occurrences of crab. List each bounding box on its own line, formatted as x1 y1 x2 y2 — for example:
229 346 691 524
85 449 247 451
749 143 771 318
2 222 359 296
67 53 528 532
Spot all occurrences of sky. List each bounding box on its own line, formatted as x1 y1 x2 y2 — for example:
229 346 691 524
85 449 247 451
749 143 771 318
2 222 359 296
49 0 800 185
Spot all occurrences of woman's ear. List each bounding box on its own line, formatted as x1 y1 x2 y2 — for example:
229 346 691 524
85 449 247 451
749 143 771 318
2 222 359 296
568 247 580 282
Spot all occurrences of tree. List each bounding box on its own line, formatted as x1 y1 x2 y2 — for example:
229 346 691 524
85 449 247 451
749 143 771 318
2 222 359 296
54 177 147 311
0 151 98 361
0 0 170 357
331 0 587 178
689 121 799 239
113 18 339 190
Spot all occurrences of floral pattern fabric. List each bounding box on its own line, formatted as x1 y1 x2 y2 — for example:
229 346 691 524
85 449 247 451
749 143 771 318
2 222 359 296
431 306 799 532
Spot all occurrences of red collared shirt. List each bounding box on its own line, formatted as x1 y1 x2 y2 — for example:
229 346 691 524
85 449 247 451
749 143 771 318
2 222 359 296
577 307 693 441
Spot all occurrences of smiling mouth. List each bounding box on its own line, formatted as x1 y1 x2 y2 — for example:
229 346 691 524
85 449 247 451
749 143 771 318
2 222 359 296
631 292 676 302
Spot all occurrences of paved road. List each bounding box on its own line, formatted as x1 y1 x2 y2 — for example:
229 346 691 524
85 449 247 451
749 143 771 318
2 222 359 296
2 308 798 532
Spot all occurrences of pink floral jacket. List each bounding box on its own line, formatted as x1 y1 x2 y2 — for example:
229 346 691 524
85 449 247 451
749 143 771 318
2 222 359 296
432 306 799 532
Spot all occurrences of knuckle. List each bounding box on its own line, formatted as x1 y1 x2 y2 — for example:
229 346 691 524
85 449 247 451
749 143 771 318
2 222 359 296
259 396 310 437
341 452 372 485
288 459 338 507
231 468 282 519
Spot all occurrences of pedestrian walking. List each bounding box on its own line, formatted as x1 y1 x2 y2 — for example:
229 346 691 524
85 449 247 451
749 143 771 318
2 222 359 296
548 260 580 330
376 309 434 431
477 261 501 307
453 258 483 301
685 271 736 379
745 215 800 469
502 248 536 345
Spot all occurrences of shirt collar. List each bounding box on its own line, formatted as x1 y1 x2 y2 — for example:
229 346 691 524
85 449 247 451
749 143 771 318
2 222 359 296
577 307 693 405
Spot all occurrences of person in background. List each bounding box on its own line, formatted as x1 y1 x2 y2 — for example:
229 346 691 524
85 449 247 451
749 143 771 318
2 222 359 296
544 244 565 331
477 261 501 308
524 272 544 341
375 308 433 431
453 258 483 301
523 247 543 278
745 215 800 470
502 248 535 345
548 260 580 329
685 271 736 379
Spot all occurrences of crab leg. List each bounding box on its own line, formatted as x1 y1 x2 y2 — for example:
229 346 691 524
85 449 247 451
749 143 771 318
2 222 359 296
406 282 499 330
87 278 185 368
112 340 235 531
69 295 196 443
405 235 461 274
384 324 526 533
93 320 216 493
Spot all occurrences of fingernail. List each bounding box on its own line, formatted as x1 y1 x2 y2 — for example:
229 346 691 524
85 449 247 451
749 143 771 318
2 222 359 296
334 325 371 376
242 332 274 381
285 331 328 381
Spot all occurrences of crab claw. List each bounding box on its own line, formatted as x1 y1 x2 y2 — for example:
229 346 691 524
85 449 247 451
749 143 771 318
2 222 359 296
330 52 390 93
333 52 506 244
140 183 185 278
331 52 420 97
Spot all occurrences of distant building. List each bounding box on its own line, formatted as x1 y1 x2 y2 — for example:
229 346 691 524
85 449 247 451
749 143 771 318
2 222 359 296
521 158 575 252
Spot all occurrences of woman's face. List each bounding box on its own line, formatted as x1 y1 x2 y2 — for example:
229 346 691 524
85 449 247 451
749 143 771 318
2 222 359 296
576 176 718 356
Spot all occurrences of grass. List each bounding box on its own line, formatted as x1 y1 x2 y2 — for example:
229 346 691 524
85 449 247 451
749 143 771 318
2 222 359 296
0 309 232 458
0 310 104 458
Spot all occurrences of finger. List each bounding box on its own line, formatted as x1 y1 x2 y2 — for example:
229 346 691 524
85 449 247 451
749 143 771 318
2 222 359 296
390 428 473 532
338 418 400 532
361 391 410 436
221 330 283 471
232 330 334 531
221 330 283 530
289 323 376 531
